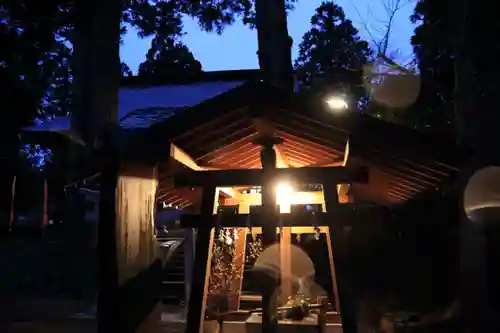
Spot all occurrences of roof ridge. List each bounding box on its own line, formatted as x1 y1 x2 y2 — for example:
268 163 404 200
121 69 261 87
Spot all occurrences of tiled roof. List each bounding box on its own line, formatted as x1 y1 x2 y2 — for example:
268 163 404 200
117 80 246 120
119 106 184 129
23 80 246 132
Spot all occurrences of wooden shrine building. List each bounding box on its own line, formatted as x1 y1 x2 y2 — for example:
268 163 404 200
23 69 462 333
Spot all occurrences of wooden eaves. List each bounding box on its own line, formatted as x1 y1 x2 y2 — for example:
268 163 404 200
144 81 462 209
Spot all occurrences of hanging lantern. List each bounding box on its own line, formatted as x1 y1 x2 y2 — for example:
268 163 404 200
296 233 301 243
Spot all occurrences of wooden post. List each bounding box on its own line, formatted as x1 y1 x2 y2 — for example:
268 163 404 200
323 183 357 333
257 138 280 333
9 175 16 229
325 232 340 313
97 145 119 333
174 164 369 333
184 228 195 310
185 187 218 333
232 202 251 310
231 228 248 310
98 147 161 333
279 227 292 304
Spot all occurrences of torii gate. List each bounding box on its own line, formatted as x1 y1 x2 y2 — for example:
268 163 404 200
174 135 369 333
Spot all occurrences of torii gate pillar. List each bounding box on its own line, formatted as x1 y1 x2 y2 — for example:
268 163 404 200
177 165 367 333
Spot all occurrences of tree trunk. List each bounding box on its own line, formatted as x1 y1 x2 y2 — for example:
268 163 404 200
71 0 121 146
72 1 163 332
255 0 293 92
454 1 500 331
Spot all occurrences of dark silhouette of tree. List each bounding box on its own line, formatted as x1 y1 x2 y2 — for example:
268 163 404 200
1 0 300 217
294 1 372 102
2 0 299 156
1 0 73 215
121 62 133 78
138 37 202 79
410 0 455 130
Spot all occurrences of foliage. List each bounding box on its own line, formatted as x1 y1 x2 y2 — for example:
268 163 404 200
3 0 299 173
208 228 243 296
1 0 73 123
410 0 455 130
20 144 52 171
2 0 300 125
246 236 262 262
138 36 202 79
121 62 133 77
294 1 372 102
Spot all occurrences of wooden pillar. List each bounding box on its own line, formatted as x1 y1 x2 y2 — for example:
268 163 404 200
325 232 341 313
98 158 161 333
279 227 292 304
184 228 195 311
185 187 218 333
323 183 358 333
231 227 248 310
231 201 250 310
257 138 280 333
9 175 16 228
278 191 292 303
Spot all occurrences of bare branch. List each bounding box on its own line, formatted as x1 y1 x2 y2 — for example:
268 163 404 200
351 3 382 51
352 0 415 58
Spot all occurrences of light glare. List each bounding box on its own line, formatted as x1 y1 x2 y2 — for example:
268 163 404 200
325 96 348 110
276 183 294 199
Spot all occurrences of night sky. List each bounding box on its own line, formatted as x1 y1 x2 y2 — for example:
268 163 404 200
120 0 417 72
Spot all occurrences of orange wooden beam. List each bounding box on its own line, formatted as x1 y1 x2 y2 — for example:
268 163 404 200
169 143 239 199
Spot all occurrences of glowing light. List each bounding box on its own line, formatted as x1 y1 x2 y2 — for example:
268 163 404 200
276 183 294 201
276 182 295 213
325 96 348 111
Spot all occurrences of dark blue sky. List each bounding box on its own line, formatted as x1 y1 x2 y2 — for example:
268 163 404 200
120 0 416 73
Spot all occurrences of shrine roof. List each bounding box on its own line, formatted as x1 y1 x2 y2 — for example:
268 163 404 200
28 69 464 207
146 83 463 207
22 70 255 133
72 80 462 207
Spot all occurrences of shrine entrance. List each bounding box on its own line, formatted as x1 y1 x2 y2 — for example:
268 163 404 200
173 133 370 333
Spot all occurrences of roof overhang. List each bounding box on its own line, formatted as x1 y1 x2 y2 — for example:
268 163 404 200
22 74 464 207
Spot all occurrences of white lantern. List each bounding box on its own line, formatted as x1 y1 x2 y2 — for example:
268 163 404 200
463 166 500 224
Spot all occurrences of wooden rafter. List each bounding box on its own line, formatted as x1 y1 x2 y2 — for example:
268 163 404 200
151 93 461 206
274 143 290 168
169 143 239 199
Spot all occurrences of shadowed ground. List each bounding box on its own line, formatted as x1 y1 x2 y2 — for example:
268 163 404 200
0 233 187 333
1 299 186 333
